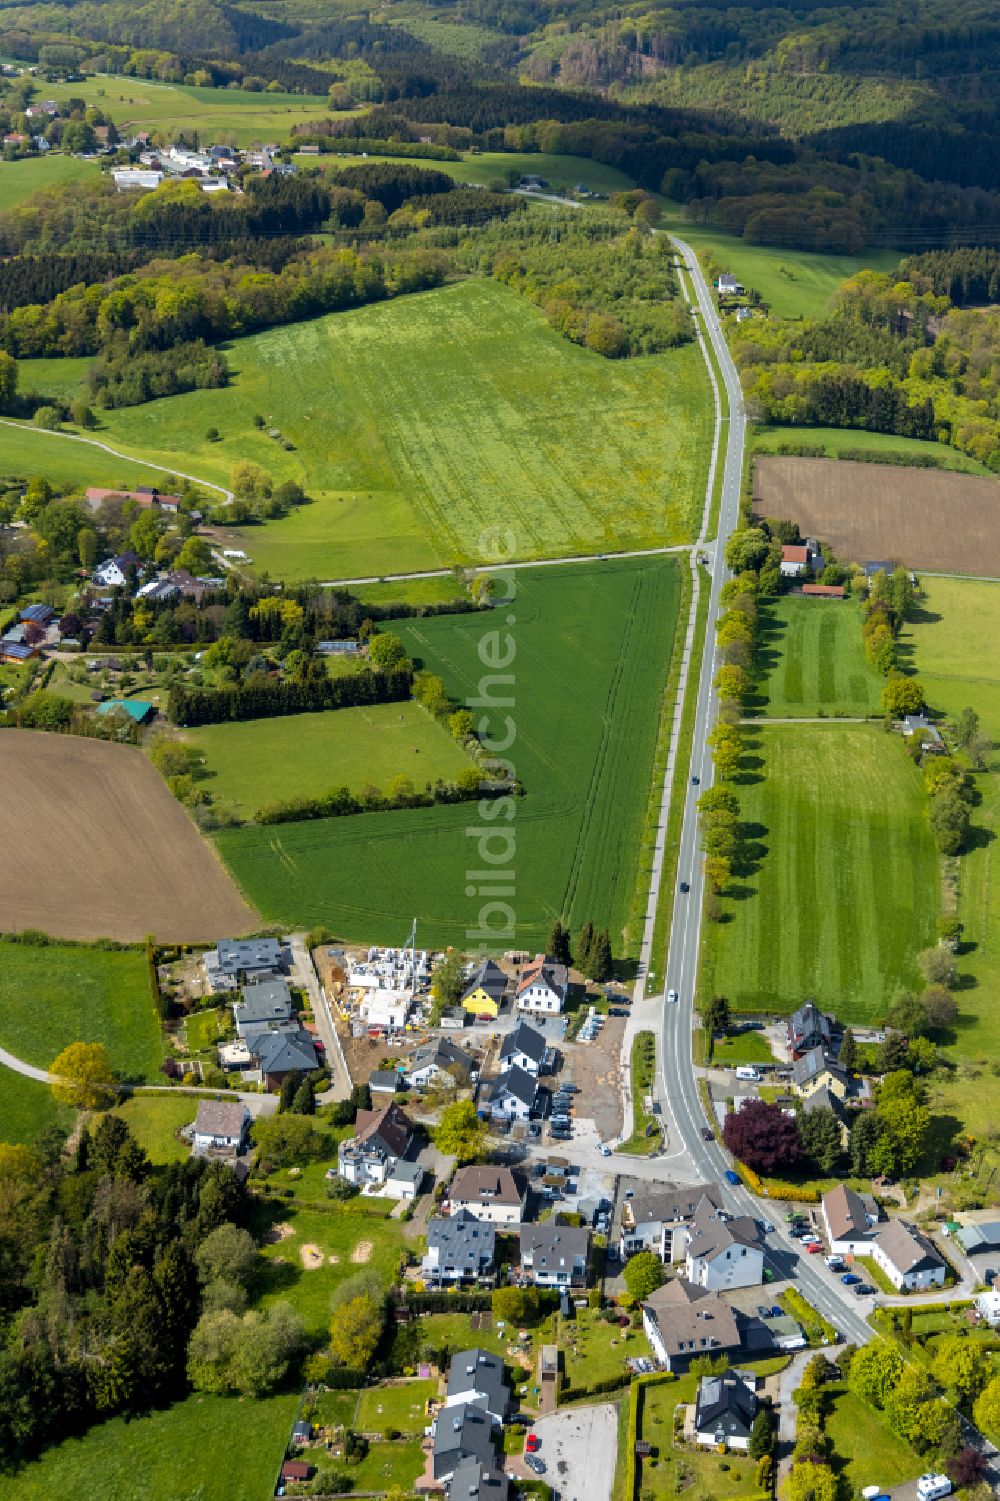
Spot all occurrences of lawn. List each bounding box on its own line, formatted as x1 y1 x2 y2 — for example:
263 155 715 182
620 1031 662 1155
638 1376 764 1501
304 149 637 197
700 724 938 1021
0 940 162 1081
0 1067 71 1145
185 1006 231 1055
750 595 884 718
824 1383 922 1492
254 1202 406 1336
0 153 96 213
94 279 712 578
348 1438 425 1491
355 1378 438 1435
0 420 182 495
0 1392 297 1501
185 702 474 817
753 424 992 476
215 556 682 951
903 576 1000 1057
111 1092 198 1164
562 1309 652 1389
18 354 92 404
38 73 333 147
711 1029 775 1066
350 575 469 606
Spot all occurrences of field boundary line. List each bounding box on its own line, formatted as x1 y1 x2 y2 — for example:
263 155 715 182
315 544 694 590
0 416 235 503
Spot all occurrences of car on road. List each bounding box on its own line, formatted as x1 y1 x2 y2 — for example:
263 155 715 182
525 1455 546 1475
667 989 678 1004
680 882 690 893
691 775 700 785
724 1169 741 1185
598 1143 611 1157
526 1435 541 1453
760 1220 775 1234
841 1272 861 1286
854 1283 875 1296
701 1127 714 1141
806 1242 822 1253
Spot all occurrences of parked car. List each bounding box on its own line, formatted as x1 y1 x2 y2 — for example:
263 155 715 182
854 1283 875 1296
701 1127 714 1141
559 1083 580 1093
525 1455 546 1475
526 1435 541 1453
802 1233 821 1245
756 1304 772 1318
806 1242 823 1253
598 1143 611 1157
841 1272 861 1286
824 1255 843 1268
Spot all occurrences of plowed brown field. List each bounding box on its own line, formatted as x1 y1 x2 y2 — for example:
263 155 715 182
753 456 1000 574
0 731 257 941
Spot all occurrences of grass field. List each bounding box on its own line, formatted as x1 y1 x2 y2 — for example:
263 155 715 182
302 149 637 196
112 1092 198 1163
751 595 883 717
0 1393 297 1501
904 576 1000 1056
0 1068 70 1145
0 154 97 213
92 280 711 577
254 1203 406 1336
350 575 469 606
753 424 993 476
38 74 333 147
824 1384 921 1492
700 724 938 1021
0 939 162 1080
355 1379 437 1435
711 1029 774 1065
216 556 681 951
0 419 182 495
185 702 474 816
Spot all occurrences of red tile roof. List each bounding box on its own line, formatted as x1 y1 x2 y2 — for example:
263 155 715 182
801 584 844 597
781 545 809 562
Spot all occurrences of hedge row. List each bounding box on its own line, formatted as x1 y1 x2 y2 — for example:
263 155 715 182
256 772 506 825
167 665 412 726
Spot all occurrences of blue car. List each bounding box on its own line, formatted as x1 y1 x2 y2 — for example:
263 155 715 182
841 1272 861 1286
724 1169 741 1186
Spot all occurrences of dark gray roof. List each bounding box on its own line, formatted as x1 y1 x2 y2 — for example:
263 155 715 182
792 1047 848 1089
958 1221 1000 1253
253 1027 317 1074
686 1199 761 1264
448 1459 510 1501
488 1065 537 1108
235 977 292 1026
500 1021 546 1066
519 1223 589 1270
370 1070 401 1091
217 938 283 974
875 1220 946 1277
433 1402 496 1479
622 1181 722 1227
446 1349 509 1417
694 1372 757 1435
408 1038 473 1078
462 959 508 1002
427 1210 496 1267
789 1001 832 1047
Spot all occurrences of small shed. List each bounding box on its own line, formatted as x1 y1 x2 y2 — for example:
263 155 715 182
96 699 156 725
540 1345 559 1382
281 1459 312 1482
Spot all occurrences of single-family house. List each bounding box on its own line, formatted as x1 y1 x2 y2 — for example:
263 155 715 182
445 1348 511 1423
642 1278 769 1372
206 938 285 991
461 959 508 1018
384 1158 424 1202
792 1047 849 1100
369 1069 403 1098
957 1221 1000 1256
717 273 744 295
519 1223 589 1288
620 1183 723 1263
485 1065 537 1123
865 560 894 580
0 639 37 664
693 1370 758 1452
447 1459 510 1501
92 553 142 588
280 1460 312 1484
254 1027 317 1089
499 1020 547 1077
233 977 293 1036
787 1002 834 1058
192 1099 250 1158
407 1037 474 1089
684 1200 764 1291
780 544 811 578
449 1165 525 1225
975 1289 1000 1327
902 714 944 749
18 602 56 628
516 955 568 1015
432 1402 496 1483
871 1220 947 1292
821 1184 882 1254
423 1210 496 1286
338 1102 413 1187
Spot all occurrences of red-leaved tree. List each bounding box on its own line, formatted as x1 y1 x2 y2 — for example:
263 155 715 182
722 1098 804 1174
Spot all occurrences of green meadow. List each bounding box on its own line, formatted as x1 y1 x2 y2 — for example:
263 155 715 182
0 940 162 1082
254 1202 406 1337
0 421 176 493
216 556 681 951
0 1070 70 1145
186 701 474 817
904 575 1000 1055
700 724 938 1022
751 595 883 718
300 148 637 196
86 279 711 577
752 424 992 476
0 1393 297 1501
112 1093 198 1164
0 154 97 213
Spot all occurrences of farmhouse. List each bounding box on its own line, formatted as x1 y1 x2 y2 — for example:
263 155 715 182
85 486 181 513
684 1200 764 1291
499 1019 548 1077
461 958 508 1017
338 1101 413 1187
192 1099 250 1158
717 274 744 295
423 1210 496 1286
519 1223 590 1288
516 954 568 1014
485 1064 537 1123
865 560 894 580
902 714 944 749
780 544 811 577
693 1370 758 1452
787 1001 834 1057
449 1165 525 1225
407 1037 474 1088
619 1182 723 1263
870 1220 947 1292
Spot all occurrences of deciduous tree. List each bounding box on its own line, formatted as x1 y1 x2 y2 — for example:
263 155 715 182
50 1041 115 1110
434 1100 486 1163
881 672 924 716
722 1099 804 1174
621 1250 664 1305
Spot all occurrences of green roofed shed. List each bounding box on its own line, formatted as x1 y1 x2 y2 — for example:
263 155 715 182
96 699 156 724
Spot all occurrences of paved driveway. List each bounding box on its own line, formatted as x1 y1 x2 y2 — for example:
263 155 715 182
530 1402 618 1501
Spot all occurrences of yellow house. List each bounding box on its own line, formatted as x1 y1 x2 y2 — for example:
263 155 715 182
793 1047 849 1101
460 958 508 1018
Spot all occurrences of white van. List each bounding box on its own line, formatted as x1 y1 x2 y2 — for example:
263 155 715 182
917 1476 952 1501
735 1066 762 1082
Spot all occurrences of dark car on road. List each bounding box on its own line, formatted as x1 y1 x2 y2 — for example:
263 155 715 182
854 1283 875 1296
701 1127 714 1141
